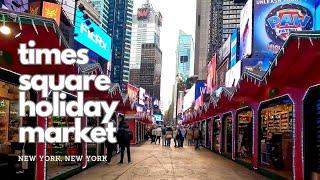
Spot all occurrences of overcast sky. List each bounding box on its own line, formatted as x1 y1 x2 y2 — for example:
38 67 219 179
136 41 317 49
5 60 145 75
133 0 196 112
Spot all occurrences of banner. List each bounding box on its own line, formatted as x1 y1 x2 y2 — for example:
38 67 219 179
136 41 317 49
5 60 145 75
207 54 217 94
225 60 241 88
29 2 41 15
42 1 61 25
240 0 253 59
127 84 139 102
230 30 238 68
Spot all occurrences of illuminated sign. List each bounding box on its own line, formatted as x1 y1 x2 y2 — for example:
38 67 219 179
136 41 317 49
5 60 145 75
74 8 112 61
137 8 150 20
42 1 61 25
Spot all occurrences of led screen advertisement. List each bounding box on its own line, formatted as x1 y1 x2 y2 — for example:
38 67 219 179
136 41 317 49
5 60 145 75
74 8 112 61
230 30 238 68
216 61 228 87
195 80 206 101
225 60 242 88
139 87 146 106
253 0 316 56
317 0 320 29
42 1 61 25
240 0 253 60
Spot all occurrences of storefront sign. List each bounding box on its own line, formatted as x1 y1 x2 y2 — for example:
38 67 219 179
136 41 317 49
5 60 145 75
74 8 112 61
240 0 253 59
42 1 62 25
253 0 315 56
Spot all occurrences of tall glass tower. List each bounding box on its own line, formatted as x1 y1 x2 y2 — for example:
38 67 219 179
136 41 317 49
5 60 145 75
108 0 133 84
177 30 194 81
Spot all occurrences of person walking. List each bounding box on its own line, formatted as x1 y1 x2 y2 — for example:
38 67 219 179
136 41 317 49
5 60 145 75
117 122 133 164
165 127 173 147
105 116 117 164
173 127 178 147
161 125 167 146
186 127 194 146
180 126 187 147
155 127 162 144
151 127 157 143
176 127 182 147
193 126 202 150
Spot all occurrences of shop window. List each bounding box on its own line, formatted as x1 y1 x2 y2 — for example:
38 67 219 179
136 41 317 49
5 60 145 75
260 102 293 179
213 118 221 152
237 110 253 163
222 115 232 156
0 81 34 179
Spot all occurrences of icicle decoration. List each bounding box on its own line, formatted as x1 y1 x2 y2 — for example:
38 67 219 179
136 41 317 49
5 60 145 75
31 19 38 34
309 37 314 46
43 22 49 32
18 16 22 30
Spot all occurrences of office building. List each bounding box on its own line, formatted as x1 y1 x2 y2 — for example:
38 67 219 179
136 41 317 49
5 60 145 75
209 0 245 56
108 0 133 84
194 0 211 80
139 43 162 99
89 0 109 31
129 1 162 86
177 30 194 81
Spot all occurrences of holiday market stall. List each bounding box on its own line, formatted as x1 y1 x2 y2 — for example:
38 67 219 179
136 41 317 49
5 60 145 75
183 31 320 179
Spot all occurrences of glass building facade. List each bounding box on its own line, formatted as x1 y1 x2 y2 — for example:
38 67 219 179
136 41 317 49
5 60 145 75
177 30 194 81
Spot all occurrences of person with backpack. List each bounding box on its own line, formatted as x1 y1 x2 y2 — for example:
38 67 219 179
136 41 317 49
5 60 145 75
193 126 202 150
117 121 133 164
165 127 173 147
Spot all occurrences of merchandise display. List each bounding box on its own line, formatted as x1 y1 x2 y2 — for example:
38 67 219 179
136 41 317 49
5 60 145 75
237 111 252 163
260 103 293 177
223 116 232 155
213 119 221 152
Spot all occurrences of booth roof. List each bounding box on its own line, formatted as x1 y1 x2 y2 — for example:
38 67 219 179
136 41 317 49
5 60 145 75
186 31 320 123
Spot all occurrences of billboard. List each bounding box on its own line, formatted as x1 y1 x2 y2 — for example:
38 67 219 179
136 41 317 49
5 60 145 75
230 30 238 68
3 0 28 13
183 85 195 112
240 0 253 59
127 84 139 102
29 1 41 15
225 60 242 88
74 8 112 61
137 8 150 20
139 87 146 106
207 54 217 94
253 0 316 56
57 0 76 24
216 61 228 87
222 36 231 60
195 80 206 101
42 2 61 25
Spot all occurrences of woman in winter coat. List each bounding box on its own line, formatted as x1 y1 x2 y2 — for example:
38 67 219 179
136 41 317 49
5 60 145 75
165 127 173 147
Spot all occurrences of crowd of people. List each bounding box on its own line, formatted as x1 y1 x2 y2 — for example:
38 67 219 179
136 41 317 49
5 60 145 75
148 125 203 149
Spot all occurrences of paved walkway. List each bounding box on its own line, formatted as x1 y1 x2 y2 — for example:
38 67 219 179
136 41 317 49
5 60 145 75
69 142 267 180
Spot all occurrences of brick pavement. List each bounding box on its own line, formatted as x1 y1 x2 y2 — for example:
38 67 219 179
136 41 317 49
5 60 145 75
69 141 268 180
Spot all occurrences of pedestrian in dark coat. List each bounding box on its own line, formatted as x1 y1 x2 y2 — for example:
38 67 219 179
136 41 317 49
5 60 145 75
117 122 133 164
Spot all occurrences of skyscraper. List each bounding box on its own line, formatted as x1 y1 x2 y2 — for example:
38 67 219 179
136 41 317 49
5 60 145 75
108 0 133 84
139 43 162 99
194 0 211 80
177 30 194 81
90 0 109 31
209 0 245 57
129 1 162 86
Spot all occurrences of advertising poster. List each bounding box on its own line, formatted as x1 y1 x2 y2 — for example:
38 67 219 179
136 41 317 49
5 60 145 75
240 0 253 59
225 60 242 88
230 30 238 68
195 80 206 100
29 1 41 15
207 54 217 94
42 1 61 25
127 84 139 102
222 36 231 61
74 8 112 61
139 87 146 106
216 61 228 87
253 0 316 56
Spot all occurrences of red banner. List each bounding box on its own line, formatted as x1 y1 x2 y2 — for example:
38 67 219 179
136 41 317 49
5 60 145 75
207 54 217 93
